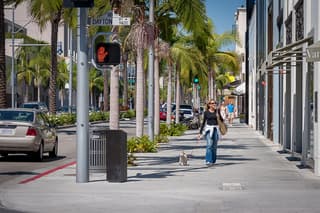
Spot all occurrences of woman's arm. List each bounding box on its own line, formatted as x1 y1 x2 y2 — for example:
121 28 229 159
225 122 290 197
218 109 224 122
199 111 207 134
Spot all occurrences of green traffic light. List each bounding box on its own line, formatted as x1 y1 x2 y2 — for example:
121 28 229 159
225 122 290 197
194 76 199 84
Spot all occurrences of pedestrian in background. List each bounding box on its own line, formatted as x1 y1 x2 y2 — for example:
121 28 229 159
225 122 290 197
227 102 236 125
219 101 227 120
198 99 224 166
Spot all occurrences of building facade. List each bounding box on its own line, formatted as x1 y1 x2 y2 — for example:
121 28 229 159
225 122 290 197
4 2 69 107
234 6 247 116
247 0 320 175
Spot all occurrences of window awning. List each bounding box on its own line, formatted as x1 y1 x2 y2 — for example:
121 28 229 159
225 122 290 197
266 37 313 69
223 80 242 89
231 82 245 96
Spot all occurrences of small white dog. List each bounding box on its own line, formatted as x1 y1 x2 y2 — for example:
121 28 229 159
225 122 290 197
179 151 188 166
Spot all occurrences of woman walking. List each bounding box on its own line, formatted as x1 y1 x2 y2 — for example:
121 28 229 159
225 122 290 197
198 99 224 166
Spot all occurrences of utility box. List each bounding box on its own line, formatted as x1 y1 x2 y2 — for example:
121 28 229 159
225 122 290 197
106 130 127 182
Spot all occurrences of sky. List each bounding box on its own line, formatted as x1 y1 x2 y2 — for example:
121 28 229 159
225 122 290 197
205 0 246 50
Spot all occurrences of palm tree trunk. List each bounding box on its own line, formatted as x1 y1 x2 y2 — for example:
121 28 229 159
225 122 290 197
208 69 212 99
212 69 217 100
175 63 180 124
166 64 172 125
24 85 29 102
136 48 144 137
0 0 7 108
60 89 64 107
37 86 40 102
109 3 120 128
90 91 94 107
49 13 61 114
103 70 109 111
110 66 119 129
154 42 160 135
122 54 128 109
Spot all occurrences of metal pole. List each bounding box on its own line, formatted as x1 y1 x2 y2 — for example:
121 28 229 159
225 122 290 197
76 8 89 183
11 8 15 107
198 86 200 111
68 27 73 113
148 0 154 140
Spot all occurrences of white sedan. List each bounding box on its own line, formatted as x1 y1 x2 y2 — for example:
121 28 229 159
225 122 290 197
0 108 58 161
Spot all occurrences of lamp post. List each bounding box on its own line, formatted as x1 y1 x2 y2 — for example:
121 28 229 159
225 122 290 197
148 0 154 140
68 27 73 113
5 7 33 107
11 8 15 107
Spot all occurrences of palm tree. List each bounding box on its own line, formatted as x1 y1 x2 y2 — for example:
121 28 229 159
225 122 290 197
154 40 169 134
88 68 103 107
16 46 33 102
24 0 63 114
126 2 154 137
204 21 239 100
57 58 69 107
0 0 7 108
171 38 206 123
28 46 51 102
154 0 208 125
215 62 239 97
15 35 50 102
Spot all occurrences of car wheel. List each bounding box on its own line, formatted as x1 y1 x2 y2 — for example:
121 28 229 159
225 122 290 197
34 143 44 161
49 140 58 158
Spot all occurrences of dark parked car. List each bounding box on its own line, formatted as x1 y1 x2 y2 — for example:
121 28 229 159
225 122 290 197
22 102 48 113
160 108 167 121
0 108 58 161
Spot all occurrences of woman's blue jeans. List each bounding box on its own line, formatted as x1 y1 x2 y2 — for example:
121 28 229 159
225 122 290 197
205 127 219 163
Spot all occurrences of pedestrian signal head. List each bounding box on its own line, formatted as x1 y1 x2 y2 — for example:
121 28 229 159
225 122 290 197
94 42 121 66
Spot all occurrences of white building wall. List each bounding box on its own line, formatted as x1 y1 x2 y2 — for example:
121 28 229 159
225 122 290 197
272 0 280 144
235 7 247 77
311 0 320 176
4 2 65 51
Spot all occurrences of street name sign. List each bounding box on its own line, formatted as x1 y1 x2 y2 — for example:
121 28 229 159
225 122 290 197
89 11 131 26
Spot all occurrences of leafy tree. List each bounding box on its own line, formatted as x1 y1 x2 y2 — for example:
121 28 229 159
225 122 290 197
88 68 103 107
126 2 154 137
25 0 63 114
57 58 69 107
28 46 51 102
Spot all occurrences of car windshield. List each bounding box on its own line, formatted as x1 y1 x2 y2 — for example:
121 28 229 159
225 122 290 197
0 110 34 122
179 105 193 110
22 102 48 111
23 103 40 109
181 110 192 115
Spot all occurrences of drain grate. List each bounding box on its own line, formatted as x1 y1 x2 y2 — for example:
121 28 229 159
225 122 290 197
221 183 243 191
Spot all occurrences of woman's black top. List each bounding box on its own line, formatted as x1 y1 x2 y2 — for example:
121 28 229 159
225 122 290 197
199 109 223 134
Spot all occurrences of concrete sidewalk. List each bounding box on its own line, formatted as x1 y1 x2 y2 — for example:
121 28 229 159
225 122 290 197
2 122 320 213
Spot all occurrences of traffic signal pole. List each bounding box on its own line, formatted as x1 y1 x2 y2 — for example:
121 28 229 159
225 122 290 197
76 8 89 183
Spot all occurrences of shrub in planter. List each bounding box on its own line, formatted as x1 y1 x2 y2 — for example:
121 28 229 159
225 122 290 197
127 135 157 153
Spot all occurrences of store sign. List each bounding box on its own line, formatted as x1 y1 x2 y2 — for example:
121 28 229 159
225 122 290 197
306 41 320 62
